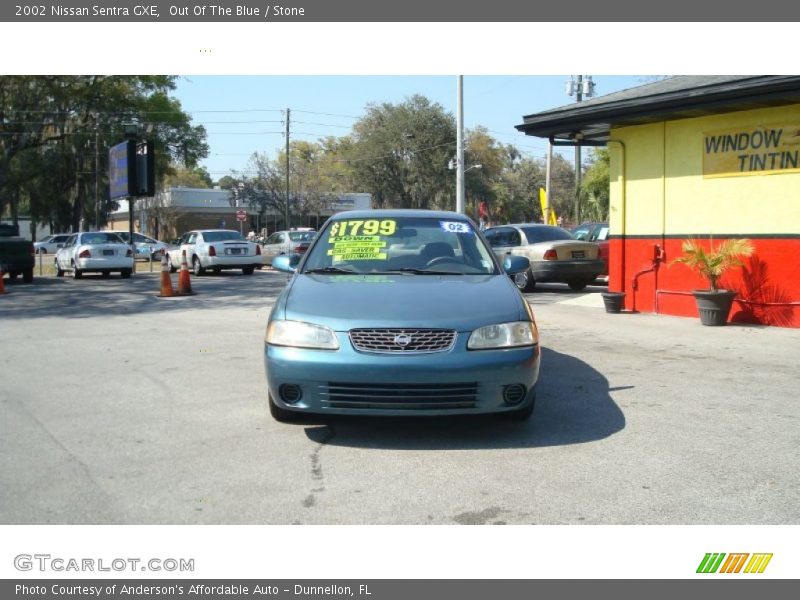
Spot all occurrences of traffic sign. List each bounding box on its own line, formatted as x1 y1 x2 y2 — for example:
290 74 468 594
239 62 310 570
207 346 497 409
236 210 247 222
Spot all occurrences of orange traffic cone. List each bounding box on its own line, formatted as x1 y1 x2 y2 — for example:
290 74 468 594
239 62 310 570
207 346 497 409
0 271 6 295
177 249 193 295
158 253 174 297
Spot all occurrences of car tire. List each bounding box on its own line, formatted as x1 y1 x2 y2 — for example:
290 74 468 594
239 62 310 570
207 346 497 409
514 268 536 292
102 271 110 278
568 280 589 291
192 256 205 276
55 261 64 277
242 266 255 275
268 394 299 422
72 263 82 279
22 269 33 283
169 258 177 273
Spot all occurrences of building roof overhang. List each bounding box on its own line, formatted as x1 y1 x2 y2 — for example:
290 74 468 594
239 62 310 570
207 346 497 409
516 76 800 145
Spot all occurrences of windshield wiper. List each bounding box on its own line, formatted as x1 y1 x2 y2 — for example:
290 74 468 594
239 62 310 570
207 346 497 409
377 268 463 275
304 266 358 274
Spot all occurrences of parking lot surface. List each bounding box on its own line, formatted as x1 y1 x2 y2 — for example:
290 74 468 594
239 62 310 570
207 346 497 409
1 271 798 524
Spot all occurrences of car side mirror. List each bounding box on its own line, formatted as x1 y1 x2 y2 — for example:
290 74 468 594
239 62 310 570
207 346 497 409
503 255 529 275
272 254 299 273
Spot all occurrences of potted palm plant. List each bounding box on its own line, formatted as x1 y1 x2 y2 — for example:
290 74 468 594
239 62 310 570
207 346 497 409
672 238 754 326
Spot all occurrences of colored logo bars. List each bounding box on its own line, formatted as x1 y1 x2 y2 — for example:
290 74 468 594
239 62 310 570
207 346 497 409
697 553 773 574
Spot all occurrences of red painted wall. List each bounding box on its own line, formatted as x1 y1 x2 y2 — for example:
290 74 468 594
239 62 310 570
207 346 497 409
609 237 800 327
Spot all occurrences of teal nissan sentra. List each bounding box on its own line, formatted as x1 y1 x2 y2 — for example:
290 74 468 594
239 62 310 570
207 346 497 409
264 210 540 421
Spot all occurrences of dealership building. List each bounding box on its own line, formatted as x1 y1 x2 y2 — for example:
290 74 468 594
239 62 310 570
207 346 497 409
517 76 800 327
109 187 371 240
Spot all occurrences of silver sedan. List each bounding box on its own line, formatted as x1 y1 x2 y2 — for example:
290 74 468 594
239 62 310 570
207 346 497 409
483 224 604 292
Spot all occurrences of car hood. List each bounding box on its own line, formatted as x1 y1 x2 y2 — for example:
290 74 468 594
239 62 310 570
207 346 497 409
279 273 526 331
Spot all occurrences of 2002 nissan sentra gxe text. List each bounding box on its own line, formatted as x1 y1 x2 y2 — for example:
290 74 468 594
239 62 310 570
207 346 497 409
264 209 541 421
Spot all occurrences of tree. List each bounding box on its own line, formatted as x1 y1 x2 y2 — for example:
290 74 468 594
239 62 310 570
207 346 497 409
163 165 213 188
349 95 456 210
0 76 208 232
580 148 610 222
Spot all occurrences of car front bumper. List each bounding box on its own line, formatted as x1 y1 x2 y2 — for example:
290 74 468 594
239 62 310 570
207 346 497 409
264 333 540 417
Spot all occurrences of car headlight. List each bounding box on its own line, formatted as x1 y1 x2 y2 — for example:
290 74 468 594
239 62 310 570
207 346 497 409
266 320 339 350
467 321 537 350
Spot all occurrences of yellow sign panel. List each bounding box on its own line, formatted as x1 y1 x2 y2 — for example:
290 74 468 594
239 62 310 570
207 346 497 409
703 123 800 177
327 234 388 263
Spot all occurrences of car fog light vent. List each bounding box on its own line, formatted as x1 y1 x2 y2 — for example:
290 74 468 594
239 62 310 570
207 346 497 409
503 384 526 406
279 384 302 404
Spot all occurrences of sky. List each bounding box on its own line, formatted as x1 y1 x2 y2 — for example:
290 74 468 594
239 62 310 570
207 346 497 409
173 75 649 179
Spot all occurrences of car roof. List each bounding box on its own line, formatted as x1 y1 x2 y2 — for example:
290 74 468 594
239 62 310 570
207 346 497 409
331 209 469 221
488 223 566 229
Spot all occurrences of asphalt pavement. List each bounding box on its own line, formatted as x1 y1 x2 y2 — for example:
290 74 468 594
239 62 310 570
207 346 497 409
1 270 798 524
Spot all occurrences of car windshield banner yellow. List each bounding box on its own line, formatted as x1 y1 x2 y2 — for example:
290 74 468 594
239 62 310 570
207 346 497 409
703 123 800 177
328 220 396 262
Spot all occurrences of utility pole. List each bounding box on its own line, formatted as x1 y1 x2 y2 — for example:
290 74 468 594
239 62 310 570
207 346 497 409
566 75 595 225
285 108 290 229
456 76 465 214
94 112 100 230
545 143 552 225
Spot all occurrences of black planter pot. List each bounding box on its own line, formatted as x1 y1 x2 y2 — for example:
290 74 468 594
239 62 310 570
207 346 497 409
601 291 626 313
692 290 737 326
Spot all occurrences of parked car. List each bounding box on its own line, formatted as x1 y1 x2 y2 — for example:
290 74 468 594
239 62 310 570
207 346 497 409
261 229 316 266
33 234 70 255
167 229 262 275
264 209 540 422
571 222 609 279
54 231 134 279
483 223 604 292
0 223 34 283
114 231 170 261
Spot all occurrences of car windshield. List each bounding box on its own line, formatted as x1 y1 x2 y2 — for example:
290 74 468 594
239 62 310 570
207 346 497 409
302 216 497 275
519 226 574 243
82 233 124 245
289 231 315 242
203 231 244 242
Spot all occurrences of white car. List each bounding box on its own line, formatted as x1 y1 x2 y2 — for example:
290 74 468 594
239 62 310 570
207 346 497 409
33 234 70 254
167 229 262 275
54 232 134 279
114 231 170 260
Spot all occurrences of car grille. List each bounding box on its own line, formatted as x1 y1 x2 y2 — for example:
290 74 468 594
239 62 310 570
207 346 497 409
321 382 478 410
349 328 456 353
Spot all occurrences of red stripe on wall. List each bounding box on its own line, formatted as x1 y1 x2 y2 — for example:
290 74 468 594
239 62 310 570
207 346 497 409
608 237 800 327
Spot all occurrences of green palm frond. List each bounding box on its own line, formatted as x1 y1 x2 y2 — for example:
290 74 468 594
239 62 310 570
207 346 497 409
672 238 754 291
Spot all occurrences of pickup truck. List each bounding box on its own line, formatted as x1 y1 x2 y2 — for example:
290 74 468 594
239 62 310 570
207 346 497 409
0 223 35 283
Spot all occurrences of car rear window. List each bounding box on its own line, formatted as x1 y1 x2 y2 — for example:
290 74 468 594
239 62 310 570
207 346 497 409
519 226 573 243
82 233 124 245
203 231 244 242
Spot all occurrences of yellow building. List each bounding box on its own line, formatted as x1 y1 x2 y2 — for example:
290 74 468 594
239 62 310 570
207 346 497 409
518 76 800 327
